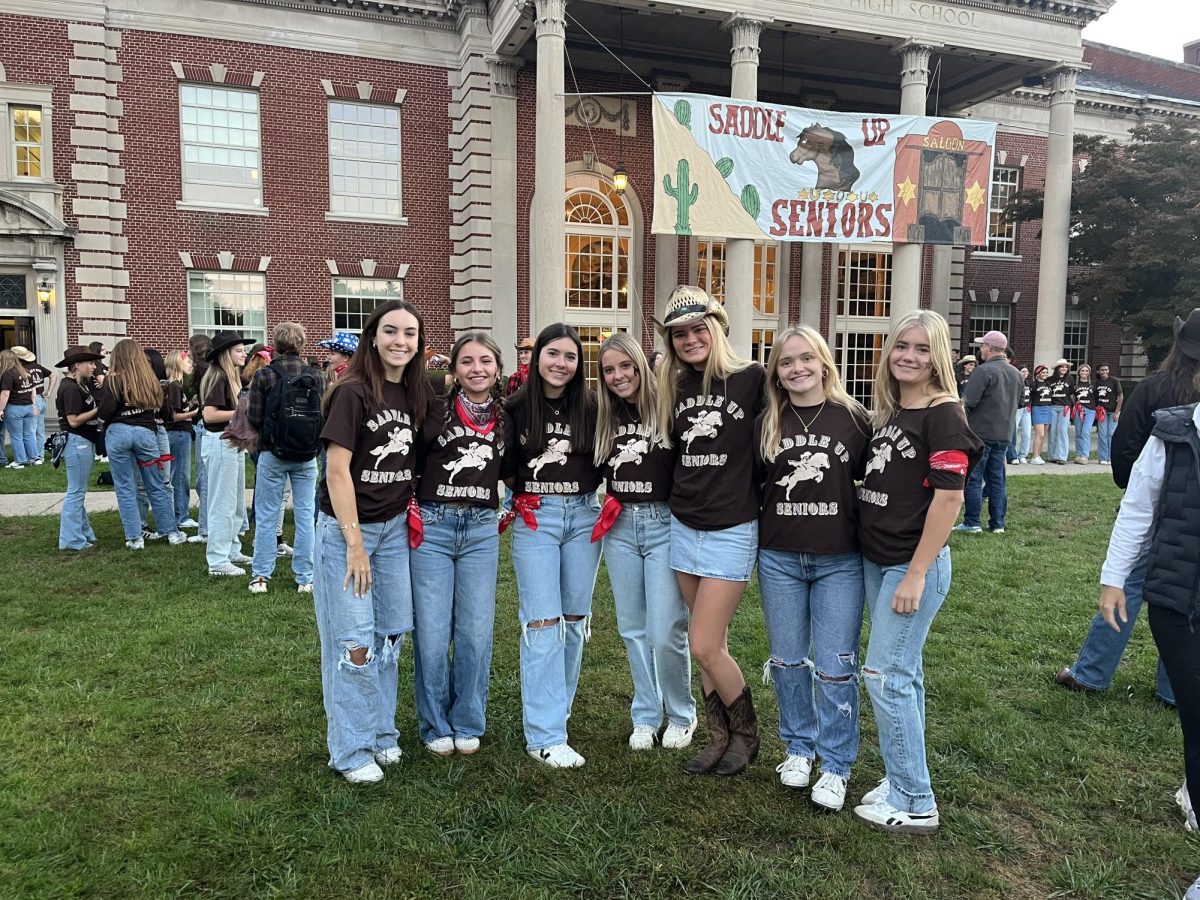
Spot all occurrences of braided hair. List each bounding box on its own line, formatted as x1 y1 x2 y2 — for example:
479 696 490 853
444 331 506 448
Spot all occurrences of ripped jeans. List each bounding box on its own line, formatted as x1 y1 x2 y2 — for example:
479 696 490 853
510 493 603 751
313 511 413 773
758 548 865 779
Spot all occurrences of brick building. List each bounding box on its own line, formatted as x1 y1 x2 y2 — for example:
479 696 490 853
1 0 1198 409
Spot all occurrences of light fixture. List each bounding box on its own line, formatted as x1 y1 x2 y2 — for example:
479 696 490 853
613 161 628 194
37 276 53 315
613 9 629 196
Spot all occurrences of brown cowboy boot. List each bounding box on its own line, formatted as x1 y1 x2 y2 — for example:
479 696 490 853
715 686 760 776
683 689 729 775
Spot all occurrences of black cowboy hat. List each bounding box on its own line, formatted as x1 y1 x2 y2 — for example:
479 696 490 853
1174 308 1200 361
207 331 254 362
55 345 104 368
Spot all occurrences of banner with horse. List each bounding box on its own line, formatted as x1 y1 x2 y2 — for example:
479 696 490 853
651 92 998 246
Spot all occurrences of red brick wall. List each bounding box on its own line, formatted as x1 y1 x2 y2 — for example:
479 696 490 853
1084 43 1200 102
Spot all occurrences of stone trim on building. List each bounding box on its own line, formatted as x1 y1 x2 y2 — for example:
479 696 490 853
178 251 271 272
324 259 410 280
168 62 265 87
319 80 407 104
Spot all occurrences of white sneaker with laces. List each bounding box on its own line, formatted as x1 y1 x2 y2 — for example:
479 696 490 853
167 531 187 545
277 541 294 557
343 761 384 784
1029 456 1046 465
296 583 313 594
178 518 200 529
187 533 207 544
811 772 848 812
142 530 165 541
209 562 246 576
629 724 658 751
1178 781 1196 832
454 736 481 755
426 736 455 756
125 538 145 551
776 754 813 789
861 777 891 805
662 719 697 749
231 553 253 565
249 576 268 594
852 799 939 834
374 747 402 767
528 743 585 768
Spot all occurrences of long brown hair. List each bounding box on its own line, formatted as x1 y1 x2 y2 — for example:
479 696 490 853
0 349 27 382
323 299 435 429
505 323 595 455
107 339 165 411
594 332 661 464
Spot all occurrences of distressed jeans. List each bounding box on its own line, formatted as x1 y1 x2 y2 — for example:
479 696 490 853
251 451 317 586
410 502 500 744
106 422 176 542
759 548 865 779
59 433 97 550
1097 413 1118 463
201 431 245 568
1068 551 1175 705
168 429 192 524
862 545 952 814
603 501 695 731
511 493 603 751
313 511 413 774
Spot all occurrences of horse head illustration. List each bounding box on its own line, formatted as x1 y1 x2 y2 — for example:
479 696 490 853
789 123 861 191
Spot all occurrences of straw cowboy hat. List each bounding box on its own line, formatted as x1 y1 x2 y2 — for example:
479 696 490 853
515 337 535 351
10 345 35 362
653 285 729 335
1053 359 1073 370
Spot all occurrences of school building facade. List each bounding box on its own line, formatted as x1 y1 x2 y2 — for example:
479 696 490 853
2 0 1199 404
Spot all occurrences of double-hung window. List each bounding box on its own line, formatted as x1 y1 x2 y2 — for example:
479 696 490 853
179 85 262 209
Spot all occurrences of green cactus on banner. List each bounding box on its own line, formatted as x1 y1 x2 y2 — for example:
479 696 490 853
716 157 734 178
673 99 692 128
664 158 699 236
741 184 761 219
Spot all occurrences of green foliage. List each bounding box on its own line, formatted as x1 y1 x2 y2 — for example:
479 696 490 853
741 184 761 219
716 157 735 178
663 159 699 236
673 99 691 129
1008 123 1200 367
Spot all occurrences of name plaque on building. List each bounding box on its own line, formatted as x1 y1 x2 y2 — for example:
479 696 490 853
651 92 997 245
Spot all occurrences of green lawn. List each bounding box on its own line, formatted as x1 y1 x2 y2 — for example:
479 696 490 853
0 476 1193 898
0 447 255 495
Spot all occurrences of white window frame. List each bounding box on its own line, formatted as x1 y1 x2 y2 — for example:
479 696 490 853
969 302 1012 343
1063 306 1090 369
187 270 268 345
0 83 54 183
10 106 43 180
980 166 1020 257
176 83 266 215
331 276 405 334
833 243 893 407
326 100 406 225
692 237 783 364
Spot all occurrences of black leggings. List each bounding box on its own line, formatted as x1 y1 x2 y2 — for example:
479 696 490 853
1149 604 1200 814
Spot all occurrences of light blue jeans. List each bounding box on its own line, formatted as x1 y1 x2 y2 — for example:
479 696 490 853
313 511 412 773
1068 551 1175 705
201 431 245 568
862 545 952 814
603 501 695 731
1011 407 1031 460
511 493 603 751
137 426 172 530
1097 412 1118 463
59 433 97 550
194 423 208 536
411 502 500 744
251 451 317 585
1074 407 1097 459
3 403 37 464
1048 405 1070 460
34 394 46 456
168 430 192 523
759 548 865 779
106 422 176 541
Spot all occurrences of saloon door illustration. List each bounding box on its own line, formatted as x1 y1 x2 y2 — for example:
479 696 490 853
892 121 992 246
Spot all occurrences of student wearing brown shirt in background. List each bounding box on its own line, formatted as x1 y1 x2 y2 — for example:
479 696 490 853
654 286 766 778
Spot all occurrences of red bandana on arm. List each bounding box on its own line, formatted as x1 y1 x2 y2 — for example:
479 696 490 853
922 450 969 488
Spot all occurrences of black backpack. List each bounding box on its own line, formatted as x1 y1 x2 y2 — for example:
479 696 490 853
260 360 324 461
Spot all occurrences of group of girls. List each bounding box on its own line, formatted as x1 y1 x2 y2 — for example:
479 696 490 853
1024 359 1123 465
313 292 980 837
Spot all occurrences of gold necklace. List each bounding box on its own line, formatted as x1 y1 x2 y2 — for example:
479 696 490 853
791 399 826 433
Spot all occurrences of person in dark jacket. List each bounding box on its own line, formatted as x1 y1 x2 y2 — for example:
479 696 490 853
1058 308 1200 704
1098 401 1200 899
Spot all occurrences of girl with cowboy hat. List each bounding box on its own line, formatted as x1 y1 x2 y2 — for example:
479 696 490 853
654 285 767 777
55 345 105 550
0 348 38 468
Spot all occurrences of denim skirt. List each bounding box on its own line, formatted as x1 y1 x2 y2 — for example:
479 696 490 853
1031 405 1055 426
669 516 758 582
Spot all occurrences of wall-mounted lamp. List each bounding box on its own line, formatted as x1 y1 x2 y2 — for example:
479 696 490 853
37 276 53 315
613 161 628 194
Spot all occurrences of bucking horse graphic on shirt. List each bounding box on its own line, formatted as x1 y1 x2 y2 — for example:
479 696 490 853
776 451 831 500
370 425 413 470
444 442 494 483
609 437 648 475
865 443 892 478
681 410 723 452
530 438 570 479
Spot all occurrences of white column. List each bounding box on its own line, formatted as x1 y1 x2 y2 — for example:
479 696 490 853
722 14 767 358
530 0 567 335
1034 66 1080 367
891 41 934 325
654 232 678 346
488 55 522 357
799 243 823 329
930 245 952 320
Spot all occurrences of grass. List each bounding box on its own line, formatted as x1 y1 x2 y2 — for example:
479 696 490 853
0 475 1194 898
0 447 255 495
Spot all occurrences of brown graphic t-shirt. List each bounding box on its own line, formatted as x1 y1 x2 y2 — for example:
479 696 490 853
96 384 160 430
1094 377 1122 412
416 397 515 509
601 401 676 503
507 395 601 496
1074 381 1097 409
165 381 194 433
1030 381 1054 407
0 369 34 406
57 377 100 442
755 402 870 554
27 363 51 397
318 380 416 523
858 400 981 566
668 363 767 531
201 372 237 433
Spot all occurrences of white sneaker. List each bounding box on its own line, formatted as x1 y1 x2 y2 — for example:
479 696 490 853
1029 456 1045 466
142 530 165 541
426 736 455 756
249 576 268 594
277 541 294 557
662 719 697 749
374 747 402 767
187 533 206 543
629 724 658 751
1178 782 1197 832
861 777 891 805
1186 874 1200 900
343 761 384 784
296 583 313 594
811 772 848 812
852 799 939 834
178 518 199 529
231 553 253 565
167 531 187 545
454 736 481 755
125 538 145 550
208 562 246 576
528 743 585 768
776 754 813 789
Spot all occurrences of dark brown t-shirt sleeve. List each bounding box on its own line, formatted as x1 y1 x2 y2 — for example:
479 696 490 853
923 401 981 491
320 384 364 452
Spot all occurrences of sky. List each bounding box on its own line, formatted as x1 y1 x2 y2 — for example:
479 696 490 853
1082 0 1200 62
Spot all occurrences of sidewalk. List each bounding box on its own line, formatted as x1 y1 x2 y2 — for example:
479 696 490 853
0 489 257 517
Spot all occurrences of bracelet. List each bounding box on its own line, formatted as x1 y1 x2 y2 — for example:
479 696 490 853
339 522 359 531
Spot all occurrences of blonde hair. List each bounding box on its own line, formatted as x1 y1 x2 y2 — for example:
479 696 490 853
594 332 662 464
201 343 242 408
760 325 867 462
165 349 191 382
273 321 306 356
655 315 751 448
107 339 165 411
871 310 957 428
